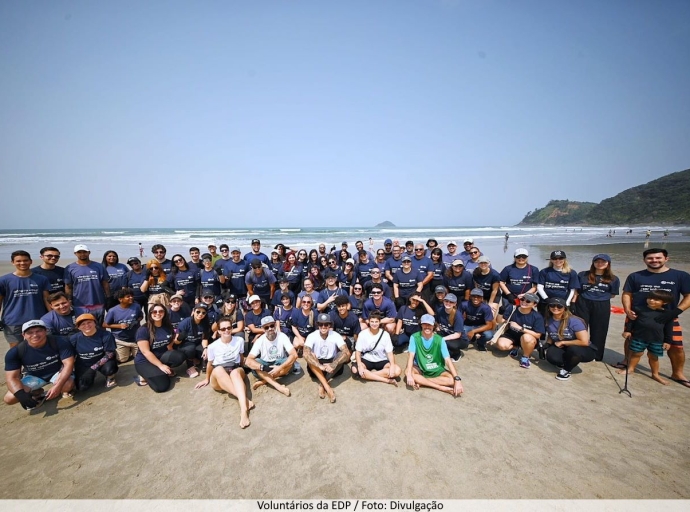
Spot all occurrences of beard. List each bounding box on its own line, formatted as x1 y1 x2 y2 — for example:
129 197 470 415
266 331 277 341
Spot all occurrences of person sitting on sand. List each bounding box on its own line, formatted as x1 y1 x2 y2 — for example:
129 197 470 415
244 317 297 397
70 313 118 390
494 292 545 370
352 311 401 386
405 314 463 397
195 316 253 428
303 313 351 403
543 297 595 381
617 290 675 385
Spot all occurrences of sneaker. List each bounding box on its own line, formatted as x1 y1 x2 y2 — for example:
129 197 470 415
476 341 487 352
556 369 571 381
509 348 519 358
519 357 530 369
451 351 464 362
186 367 199 379
292 361 302 374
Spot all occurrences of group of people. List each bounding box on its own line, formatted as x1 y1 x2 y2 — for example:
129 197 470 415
3 237 689 428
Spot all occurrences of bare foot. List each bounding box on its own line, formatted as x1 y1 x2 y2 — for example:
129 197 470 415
651 374 669 385
387 378 398 387
318 386 326 399
239 413 251 429
252 380 266 390
276 384 291 397
326 388 336 403
247 400 255 411
616 368 632 375
440 386 455 396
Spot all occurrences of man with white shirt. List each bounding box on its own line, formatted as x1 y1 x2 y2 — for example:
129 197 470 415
245 317 297 396
303 313 351 403
352 311 401 386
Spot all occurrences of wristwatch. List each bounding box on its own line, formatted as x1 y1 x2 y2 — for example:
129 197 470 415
454 376 462 381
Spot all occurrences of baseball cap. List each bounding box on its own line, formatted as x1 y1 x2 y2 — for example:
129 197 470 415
547 297 566 307
550 250 567 259
324 271 337 279
193 303 208 311
514 248 529 257
345 258 355 265
279 277 289 283
127 257 141 265
75 313 96 326
231 247 241 254
426 238 437 247
384 238 393 245
401 256 412 262
477 256 490 264
434 285 447 294
452 259 464 266
201 253 212 261
470 288 484 297
316 313 332 325
260 316 276 327
447 241 457 247
202 292 216 299
247 295 261 304
444 293 458 303
592 253 611 263
522 292 540 303
420 314 435 325
405 240 414 246
463 238 474 244
251 239 261 244
74 244 89 252
170 293 184 302
250 258 262 268
207 244 217 248
22 319 47 333
342 241 348 246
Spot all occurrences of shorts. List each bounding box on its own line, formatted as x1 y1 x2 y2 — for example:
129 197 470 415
362 359 388 371
252 357 289 377
629 339 665 358
216 364 239 375
307 357 345 379
625 317 683 348
21 370 73 391
115 339 139 363
499 327 523 347
3 324 23 345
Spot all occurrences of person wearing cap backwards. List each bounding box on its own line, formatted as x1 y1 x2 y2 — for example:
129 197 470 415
194 315 253 429
4 319 75 409
42 292 79 336
103 288 144 363
352 311 401 386
384 245 404 282
543 297 595 380
150 244 173 274
499 249 538 307
245 317 297 397
443 259 474 302
64 245 110 323
536 250 580 315
494 292 545 369
405 314 463 397
393 255 424 309
245 258 276 307
461 289 495 351
70 313 118 390
303 313 351 403
0 250 51 347
361 283 398 334
575 254 620 361
442 241 460 268
243 239 270 266
197 253 225 303
123 257 150 315
317 271 348 314
174 302 212 378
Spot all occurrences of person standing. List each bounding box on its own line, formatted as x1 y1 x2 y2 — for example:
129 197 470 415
621 248 690 387
150 244 173 275
0 251 51 347
32 247 65 294
243 239 270 266
64 244 110 322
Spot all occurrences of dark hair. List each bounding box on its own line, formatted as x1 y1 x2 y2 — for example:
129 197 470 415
40 247 60 255
431 247 443 259
308 249 319 264
115 287 135 300
334 295 350 306
217 315 235 329
102 250 120 267
649 289 673 304
11 250 31 261
368 310 384 321
170 254 189 273
370 283 383 293
189 247 200 253
151 244 166 253
48 291 69 303
586 260 615 285
219 244 229 251
643 248 668 258
147 304 172 341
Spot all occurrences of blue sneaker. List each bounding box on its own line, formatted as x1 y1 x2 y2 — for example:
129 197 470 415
509 348 519 359
519 357 531 369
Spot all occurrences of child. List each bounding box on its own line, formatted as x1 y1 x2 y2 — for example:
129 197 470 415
618 290 674 385
273 293 295 340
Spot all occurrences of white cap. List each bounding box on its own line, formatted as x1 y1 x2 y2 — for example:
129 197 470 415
345 258 355 265
514 248 529 257
260 316 276 327
74 244 89 252
22 319 47 333
447 241 457 246
463 238 474 244
247 295 261 304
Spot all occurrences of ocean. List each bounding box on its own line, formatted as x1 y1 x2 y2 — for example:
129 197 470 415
1 225 689 273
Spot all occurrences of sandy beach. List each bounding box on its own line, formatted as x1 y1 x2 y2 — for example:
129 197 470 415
1 253 689 500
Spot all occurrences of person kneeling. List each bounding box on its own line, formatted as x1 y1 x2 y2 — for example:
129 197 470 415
303 313 351 403
70 313 118 390
195 316 253 428
352 311 400 386
405 314 463 397
494 293 545 369
245 317 297 397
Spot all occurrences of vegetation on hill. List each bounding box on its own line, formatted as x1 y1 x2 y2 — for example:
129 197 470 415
518 168 690 226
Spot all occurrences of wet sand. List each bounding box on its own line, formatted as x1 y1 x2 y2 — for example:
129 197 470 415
1 255 689 499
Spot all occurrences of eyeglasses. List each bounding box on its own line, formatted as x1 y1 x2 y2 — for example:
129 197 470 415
43 254 60 259
549 304 565 310
470 251 479 255
218 327 232 332
370 291 382 295
150 310 165 315
149 266 160 270
194 310 207 316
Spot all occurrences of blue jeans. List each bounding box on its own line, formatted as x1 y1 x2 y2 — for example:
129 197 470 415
463 325 493 344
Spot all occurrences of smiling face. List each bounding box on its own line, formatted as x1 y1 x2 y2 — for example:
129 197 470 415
50 297 72 315
644 251 668 270
12 254 32 271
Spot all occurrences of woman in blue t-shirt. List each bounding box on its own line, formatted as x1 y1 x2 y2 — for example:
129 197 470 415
102 250 128 310
544 297 595 381
537 250 580 314
166 254 199 308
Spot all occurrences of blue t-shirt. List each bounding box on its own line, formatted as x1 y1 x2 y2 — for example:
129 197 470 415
245 308 272 329
166 269 199 301
272 289 296 307
64 262 108 308
177 317 211 347
473 269 502 301
4 336 74 380
69 329 117 369
396 305 422 336
330 311 361 339
199 269 223 298
41 309 78 336
443 271 474 299
499 264 539 296
0 273 50 325
243 252 270 266
393 270 424 299
502 305 545 334
318 287 348 312
363 280 393 299
410 256 432 276
537 268 580 299
290 308 316 338
362 297 397 320
245 269 276 300
384 257 403 278
31 265 65 294
134 325 174 364
429 261 446 287
461 301 494 326
436 308 466 337
283 265 304 286
623 269 690 310
273 305 295 335
355 261 377 285
577 272 620 301
224 260 249 295
104 303 143 342
123 270 148 301
348 295 365 318
105 263 129 284
168 303 192 330
546 316 589 346
338 271 356 292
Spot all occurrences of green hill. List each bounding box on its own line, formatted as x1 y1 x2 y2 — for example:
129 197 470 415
518 168 690 226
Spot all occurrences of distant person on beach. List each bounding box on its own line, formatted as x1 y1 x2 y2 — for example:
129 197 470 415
150 244 172 274
618 290 674 385
1 250 50 347
543 297 595 381
138 243 144 258
575 254 619 361
620 248 690 388
303 313 351 403
645 230 651 239
245 317 297 397
4 319 75 410
194 316 253 428
664 229 669 238
505 233 509 242
32 247 65 294
351 311 401 386
405 314 463 397
64 245 110 323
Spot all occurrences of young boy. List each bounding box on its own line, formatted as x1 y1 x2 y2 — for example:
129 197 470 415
618 290 674 385
103 288 144 363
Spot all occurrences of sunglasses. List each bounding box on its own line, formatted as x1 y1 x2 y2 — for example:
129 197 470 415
317 323 331 327
221 249 229 252
377 252 384 255
194 310 207 315
353 287 362 291
549 304 565 310
370 291 382 295
224 299 237 304
149 266 160 270
43 254 60 259
470 251 479 255
150 309 165 315
173 259 184 263
521 299 535 304
218 326 233 332
264 324 276 329
552 257 565 261
302 301 313 305
515 256 527 260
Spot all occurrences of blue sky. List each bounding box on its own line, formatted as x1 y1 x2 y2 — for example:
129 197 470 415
1 0 689 229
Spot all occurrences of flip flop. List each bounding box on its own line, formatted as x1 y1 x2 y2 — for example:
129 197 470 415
610 362 627 370
671 378 690 388
133 376 148 387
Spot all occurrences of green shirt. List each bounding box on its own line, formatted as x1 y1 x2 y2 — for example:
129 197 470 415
411 332 446 377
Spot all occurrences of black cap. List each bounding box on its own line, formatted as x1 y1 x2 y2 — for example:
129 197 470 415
547 297 567 307
251 258 262 268
252 239 260 244
127 257 141 265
